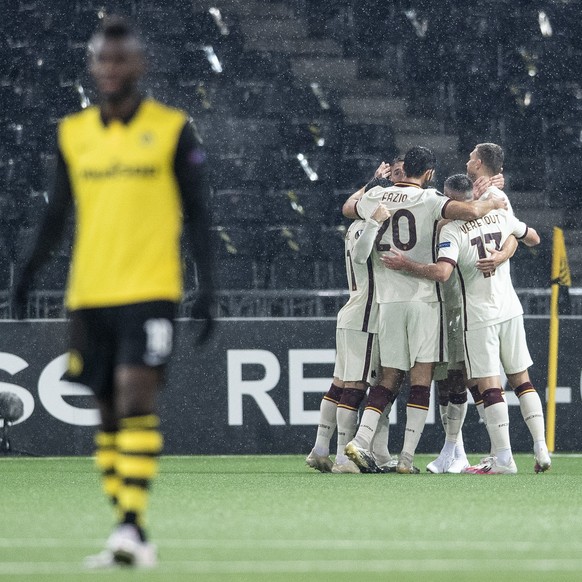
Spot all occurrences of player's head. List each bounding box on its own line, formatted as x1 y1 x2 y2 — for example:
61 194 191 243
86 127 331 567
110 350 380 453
444 174 473 202
390 154 405 183
466 143 504 181
88 16 145 103
403 146 436 185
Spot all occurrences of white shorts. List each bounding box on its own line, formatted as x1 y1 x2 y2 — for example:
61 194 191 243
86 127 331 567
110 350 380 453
464 315 533 379
377 302 447 371
333 328 380 384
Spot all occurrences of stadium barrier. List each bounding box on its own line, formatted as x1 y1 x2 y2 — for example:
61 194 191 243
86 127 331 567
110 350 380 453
0 317 580 456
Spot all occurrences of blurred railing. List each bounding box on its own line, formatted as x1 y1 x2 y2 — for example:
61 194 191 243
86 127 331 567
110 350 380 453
1 288 581 320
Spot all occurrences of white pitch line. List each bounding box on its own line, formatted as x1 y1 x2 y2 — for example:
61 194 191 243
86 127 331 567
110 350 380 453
0 538 581 553
2 558 582 576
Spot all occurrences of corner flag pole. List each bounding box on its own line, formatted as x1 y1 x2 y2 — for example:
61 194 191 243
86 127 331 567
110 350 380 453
547 226 570 453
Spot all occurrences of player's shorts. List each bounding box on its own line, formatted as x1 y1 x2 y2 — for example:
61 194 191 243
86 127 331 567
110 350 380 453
333 328 379 385
377 301 447 371
464 315 533 379
65 300 177 398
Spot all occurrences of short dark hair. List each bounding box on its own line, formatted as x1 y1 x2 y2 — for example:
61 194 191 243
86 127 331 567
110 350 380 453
91 15 144 51
392 154 405 165
444 174 473 195
403 146 436 178
475 143 504 175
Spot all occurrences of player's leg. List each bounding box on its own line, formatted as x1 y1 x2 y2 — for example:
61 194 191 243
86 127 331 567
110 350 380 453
345 365 402 471
345 317 402 471
397 301 443 474
306 376 343 473
463 325 516 474
426 365 450 473
334 380 366 473
502 316 551 472
507 370 551 472
370 374 402 472
346 303 407 470
428 369 468 473
329 330 375 472
397 360 433 474
107 302 175 567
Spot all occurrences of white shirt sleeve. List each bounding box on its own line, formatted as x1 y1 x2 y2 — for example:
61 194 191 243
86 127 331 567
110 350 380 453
424 189 449 221
351 219 381 264
355 186 384 221
437 223 460 265
509 214 528 239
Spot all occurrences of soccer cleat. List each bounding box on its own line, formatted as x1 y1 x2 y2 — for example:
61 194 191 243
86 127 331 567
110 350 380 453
107 525 158 568
446 456 470 474
462 457 517 475
331 459 361 474
305 450 333 473
344 441 379 472
377 458 398 473
426 453 455 474
396 452 420 474
534 447 551 473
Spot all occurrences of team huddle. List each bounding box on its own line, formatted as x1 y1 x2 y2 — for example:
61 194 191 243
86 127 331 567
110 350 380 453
306 143 551 476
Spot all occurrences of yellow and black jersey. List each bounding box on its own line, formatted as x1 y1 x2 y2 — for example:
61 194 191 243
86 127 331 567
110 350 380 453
45 97 211 309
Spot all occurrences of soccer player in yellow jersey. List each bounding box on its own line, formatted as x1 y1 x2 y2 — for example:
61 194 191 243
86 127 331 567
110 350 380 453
14 17 214 568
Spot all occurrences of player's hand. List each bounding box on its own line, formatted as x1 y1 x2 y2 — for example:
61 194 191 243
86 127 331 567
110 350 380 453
373 161 391 180
473 174 505 199
476 248 503 274
380 249 406 271
371 203 391 223
490 173 504 190
190 290 215 345
489 194 508 211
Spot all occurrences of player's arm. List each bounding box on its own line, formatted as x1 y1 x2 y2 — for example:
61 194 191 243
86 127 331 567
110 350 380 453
13 149 72 316
380 251 454 283
476 235 518 273
342 187 365 219
174 119 215 341
517 225 540 247
342 162 391 219
443 194 507 221
351 205 390 264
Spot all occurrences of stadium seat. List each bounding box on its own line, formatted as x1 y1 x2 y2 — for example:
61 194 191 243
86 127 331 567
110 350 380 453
209 226 263 290
263 225 316 289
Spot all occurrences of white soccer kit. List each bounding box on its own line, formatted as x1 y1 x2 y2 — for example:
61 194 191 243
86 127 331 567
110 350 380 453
333 220 380 384
437 209 533 378
356 184 451 369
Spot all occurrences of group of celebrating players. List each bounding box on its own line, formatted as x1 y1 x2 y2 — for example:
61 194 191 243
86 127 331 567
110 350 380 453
306 143 552 476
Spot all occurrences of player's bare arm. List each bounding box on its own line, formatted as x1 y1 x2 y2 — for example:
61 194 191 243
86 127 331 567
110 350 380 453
380 250 454 283
520 226 540 247
476 234 518 273
443 194 507 221
342 161 391 219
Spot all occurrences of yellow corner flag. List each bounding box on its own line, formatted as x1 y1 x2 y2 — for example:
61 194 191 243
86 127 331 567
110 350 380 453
546 227 571 452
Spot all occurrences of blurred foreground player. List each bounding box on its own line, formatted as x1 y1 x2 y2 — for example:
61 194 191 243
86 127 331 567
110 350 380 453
14 17 214 567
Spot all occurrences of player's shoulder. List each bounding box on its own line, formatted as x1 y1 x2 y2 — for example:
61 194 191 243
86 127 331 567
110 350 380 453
142 98 189 124
59 105 100 128
481 185 507 199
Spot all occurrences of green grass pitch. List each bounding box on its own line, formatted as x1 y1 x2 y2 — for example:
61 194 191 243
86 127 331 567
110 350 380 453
1 454 582 581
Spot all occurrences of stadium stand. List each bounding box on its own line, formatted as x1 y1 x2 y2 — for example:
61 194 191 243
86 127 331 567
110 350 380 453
0 0 580 319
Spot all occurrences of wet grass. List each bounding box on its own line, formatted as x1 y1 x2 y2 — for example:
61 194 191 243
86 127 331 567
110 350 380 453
0 454 580 581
